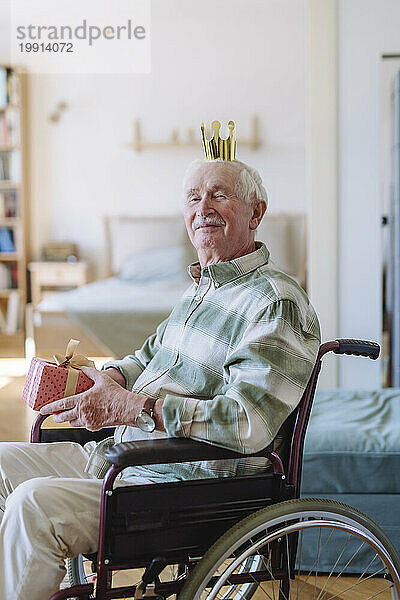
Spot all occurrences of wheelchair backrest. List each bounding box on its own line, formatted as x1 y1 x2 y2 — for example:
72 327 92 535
275 343 328 498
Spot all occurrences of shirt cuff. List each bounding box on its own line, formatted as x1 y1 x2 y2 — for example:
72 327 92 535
102 357 144 392
162 395 199 438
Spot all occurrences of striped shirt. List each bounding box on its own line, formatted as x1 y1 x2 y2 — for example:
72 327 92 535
103 242 321 483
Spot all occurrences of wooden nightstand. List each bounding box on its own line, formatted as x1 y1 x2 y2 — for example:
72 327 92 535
28 261 88 308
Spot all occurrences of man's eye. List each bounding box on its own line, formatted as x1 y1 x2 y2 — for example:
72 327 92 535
189 197 200 203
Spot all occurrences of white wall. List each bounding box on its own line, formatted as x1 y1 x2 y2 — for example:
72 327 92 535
337 0 400 388
306 0 338 388
17 0 307 279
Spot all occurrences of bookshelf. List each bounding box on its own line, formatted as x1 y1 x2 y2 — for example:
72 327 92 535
0 66 28 333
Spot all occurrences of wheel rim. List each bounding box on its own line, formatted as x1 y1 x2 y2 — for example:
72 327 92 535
206 520 400 600
187 508 400 600
217 555 262 599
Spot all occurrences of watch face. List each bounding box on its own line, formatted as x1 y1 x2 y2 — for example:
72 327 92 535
136 411 156 433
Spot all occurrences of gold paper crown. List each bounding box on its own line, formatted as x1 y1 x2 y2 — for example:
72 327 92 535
201 120 236 161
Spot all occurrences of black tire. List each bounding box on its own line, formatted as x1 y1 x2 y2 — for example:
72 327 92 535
67 555 89 586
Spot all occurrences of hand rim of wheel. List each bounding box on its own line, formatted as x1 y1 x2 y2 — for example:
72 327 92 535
205 518 400 600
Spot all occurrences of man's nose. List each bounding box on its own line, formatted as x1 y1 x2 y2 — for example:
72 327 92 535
197 195 214 214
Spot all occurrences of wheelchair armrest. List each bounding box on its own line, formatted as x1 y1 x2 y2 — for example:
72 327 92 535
30 414 115 445
104 438 274 468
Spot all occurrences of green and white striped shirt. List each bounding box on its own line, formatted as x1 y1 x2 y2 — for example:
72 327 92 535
104 242 320 483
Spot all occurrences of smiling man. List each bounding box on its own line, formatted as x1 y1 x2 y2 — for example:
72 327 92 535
0 146 320 598
184 160 264 265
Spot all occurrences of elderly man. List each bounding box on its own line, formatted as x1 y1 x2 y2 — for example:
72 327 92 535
0 153 320 599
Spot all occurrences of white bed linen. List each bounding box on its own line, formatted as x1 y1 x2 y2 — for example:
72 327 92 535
38 277 189 358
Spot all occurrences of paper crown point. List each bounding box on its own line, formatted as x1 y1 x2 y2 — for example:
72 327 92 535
200 120 237 161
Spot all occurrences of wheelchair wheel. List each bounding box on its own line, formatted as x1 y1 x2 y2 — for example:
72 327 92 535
68 555 95 598
179 498 400 600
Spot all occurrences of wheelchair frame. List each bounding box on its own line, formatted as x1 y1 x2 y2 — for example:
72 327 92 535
29 339 381 600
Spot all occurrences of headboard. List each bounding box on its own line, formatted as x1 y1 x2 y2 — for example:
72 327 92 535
256 213 306 289
104 215 196 276
104 213 307 288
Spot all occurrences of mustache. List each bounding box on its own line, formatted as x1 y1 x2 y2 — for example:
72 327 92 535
192 215 225 230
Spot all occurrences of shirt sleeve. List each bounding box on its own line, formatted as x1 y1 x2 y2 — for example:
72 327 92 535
162 299 321 454
102 317 170 391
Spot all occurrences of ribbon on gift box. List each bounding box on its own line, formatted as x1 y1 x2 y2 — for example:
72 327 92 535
53 339 95 397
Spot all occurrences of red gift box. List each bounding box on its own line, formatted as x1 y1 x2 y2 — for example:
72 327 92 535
22 339 95 411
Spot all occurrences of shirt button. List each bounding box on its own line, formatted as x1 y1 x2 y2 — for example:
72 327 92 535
215 282 220 288
194 295 201 301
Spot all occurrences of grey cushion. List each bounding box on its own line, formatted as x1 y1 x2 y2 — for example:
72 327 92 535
298 493 400 571
118 246 188 283
302 389 400 494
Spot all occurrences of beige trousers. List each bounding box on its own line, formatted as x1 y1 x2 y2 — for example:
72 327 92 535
0 441 152 600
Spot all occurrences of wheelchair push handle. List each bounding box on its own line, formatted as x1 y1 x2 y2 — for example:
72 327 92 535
333 339 380 360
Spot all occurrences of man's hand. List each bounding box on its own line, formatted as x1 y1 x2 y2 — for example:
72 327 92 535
103 367 126 388
39 366 134 431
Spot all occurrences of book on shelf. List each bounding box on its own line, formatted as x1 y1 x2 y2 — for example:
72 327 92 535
0 227 15 252
0 262 17 289
0 263 11 288
0 190 17 218
0 109 20 146
0 264 9 289
0 68 20 109
0 68 7 109
0 150 20 182
7 71 20 105
0 151 10 180
5 289 19 334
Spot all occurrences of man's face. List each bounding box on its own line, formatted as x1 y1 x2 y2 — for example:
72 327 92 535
183 162 261 264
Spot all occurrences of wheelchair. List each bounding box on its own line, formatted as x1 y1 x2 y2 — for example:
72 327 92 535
29 339 400 600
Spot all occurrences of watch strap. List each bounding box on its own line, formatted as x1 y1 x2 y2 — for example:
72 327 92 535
140 396 157 418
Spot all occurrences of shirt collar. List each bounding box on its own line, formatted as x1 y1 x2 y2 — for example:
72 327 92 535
187 242 270 286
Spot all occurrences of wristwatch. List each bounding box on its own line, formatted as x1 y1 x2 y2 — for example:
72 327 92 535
136 397 157 433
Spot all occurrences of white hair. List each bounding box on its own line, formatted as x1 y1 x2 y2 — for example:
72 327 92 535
183 158 268 207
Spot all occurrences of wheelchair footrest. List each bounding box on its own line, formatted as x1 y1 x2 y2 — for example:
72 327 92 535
142 556 167 585
48 583 94 600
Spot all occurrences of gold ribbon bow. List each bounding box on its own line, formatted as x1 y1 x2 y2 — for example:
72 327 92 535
53 339 95 397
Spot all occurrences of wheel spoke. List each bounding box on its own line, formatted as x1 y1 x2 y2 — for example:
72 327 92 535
315 531 352 600
295 526 335 598
314 528 322 599
295 528 304 600
348 552 383 592
323 566 386 600
364 584 396 600
317 536 366 600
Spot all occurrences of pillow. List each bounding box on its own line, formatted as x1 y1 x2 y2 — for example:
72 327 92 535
118 246 190 283
107 216 190 275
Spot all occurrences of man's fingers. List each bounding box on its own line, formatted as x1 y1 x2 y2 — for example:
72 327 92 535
52 409 77 423
80 366 99 379
39 395 78 415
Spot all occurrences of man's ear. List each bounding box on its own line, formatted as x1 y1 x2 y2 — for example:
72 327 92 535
249 199 267 230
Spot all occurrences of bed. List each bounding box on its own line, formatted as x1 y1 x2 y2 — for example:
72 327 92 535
303 388 400 558
33 213 306 359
